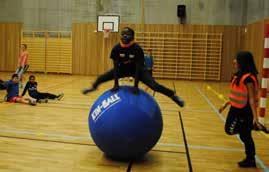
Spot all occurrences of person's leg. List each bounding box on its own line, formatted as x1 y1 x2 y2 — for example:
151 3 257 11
38 92 57 99
145 69 153 92
24 97 37 105
15 97 36 106
23 64 29 73
20 65 29 85
92 69 116 89
139 70 184 107
83 69 125 94
18 67 24 80
18 97 30 104
36 92 64 101
16 67 24 87
148 69 153 77
0 83 5 90
238 114 256 168
83 69 115 94
30 93 45 103
225 110 240 135
15 66 22 74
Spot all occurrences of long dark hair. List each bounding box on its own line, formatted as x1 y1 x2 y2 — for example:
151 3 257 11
234 51 258 85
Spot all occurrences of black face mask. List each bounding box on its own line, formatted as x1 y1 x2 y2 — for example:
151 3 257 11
121 34 133 44
120 28 134 44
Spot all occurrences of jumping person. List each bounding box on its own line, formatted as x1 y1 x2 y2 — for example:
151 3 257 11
219 51 262 168
2 74 36 105
21 75 64 103
82 27 184 107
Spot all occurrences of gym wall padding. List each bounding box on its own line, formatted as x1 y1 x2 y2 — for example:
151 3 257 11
0 23 22 72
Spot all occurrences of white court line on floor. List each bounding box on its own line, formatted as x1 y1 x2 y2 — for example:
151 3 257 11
0 127 243 153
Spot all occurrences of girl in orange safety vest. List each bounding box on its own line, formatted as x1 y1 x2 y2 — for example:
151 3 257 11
219 51 261 168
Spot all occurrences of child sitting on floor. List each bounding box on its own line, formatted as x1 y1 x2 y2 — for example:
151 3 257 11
21 75 64 103
2 74 36 105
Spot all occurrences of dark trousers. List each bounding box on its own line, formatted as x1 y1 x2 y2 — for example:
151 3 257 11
147 69 153 77
0 83 5 90
92 68 175 97
30 92 57 100
225 108 256 159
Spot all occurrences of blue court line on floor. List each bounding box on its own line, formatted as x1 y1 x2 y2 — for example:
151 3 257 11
196 87 269 172
0 128 243 153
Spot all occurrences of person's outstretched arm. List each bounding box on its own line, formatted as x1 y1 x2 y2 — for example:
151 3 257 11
21 82 30 96
219 101 230 113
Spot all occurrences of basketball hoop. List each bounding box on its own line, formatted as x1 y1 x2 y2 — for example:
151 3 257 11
103 29 111 38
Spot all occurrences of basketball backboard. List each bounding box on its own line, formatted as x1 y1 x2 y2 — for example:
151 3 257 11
97 15 120 32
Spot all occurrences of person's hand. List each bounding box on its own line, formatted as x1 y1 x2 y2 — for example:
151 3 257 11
219 102 229 113
218 106 225 113
253 119 263 129
219 104 227 113
253 121 269 133
110 85 119 92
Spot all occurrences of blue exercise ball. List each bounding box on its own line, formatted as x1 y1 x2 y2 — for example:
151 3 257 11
89 86 163 160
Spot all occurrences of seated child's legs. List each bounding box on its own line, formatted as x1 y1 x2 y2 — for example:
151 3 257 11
9 96 22 103
9 96 36 105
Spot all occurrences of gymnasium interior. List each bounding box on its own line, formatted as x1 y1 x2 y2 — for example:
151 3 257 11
0 0 269 171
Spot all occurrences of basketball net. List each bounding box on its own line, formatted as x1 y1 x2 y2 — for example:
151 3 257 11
103 29 111 38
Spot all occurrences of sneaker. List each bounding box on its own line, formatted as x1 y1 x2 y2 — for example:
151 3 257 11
171 95 185 107
28 99 37 106
57 93 64 100
238 158 256 168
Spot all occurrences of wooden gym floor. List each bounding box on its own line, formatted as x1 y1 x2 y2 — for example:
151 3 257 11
0 72 268 172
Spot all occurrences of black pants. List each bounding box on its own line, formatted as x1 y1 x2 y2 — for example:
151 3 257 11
0 83 5 90
225 108 256 159
30 92 57 100
92 68 175 97
147 69 153 77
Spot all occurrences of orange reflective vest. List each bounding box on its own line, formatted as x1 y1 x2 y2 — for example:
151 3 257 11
229 73 258 108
